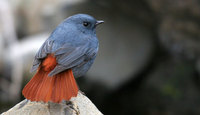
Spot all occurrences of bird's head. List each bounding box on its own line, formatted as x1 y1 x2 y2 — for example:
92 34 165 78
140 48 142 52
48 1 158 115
64 14 104 34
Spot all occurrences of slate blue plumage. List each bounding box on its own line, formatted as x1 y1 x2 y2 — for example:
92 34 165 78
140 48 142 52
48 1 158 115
30 14 103 77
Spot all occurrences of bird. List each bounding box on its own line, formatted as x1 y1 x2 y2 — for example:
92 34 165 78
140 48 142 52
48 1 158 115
22 14 104 103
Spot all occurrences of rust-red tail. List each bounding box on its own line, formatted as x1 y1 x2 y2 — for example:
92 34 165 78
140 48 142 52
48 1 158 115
22 54 79 103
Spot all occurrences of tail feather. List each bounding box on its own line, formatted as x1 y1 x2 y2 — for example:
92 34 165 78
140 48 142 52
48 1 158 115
44 77 54 102
24 70 45 99
22 55 79 103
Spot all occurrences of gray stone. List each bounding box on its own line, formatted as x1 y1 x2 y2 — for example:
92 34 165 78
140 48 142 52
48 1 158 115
1 92 103 115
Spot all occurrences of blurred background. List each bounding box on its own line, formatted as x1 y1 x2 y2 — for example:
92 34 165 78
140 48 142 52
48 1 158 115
1 0 200 114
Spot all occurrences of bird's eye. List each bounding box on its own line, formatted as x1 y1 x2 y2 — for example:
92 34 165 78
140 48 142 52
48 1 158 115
83 22 89 27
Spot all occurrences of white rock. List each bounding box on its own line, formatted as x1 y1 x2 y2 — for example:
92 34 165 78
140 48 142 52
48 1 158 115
1 92 103 115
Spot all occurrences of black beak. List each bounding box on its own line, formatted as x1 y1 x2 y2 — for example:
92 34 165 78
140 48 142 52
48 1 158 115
95 20 104 26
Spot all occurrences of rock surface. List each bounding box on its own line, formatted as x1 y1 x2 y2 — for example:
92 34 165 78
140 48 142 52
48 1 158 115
1 92 103 115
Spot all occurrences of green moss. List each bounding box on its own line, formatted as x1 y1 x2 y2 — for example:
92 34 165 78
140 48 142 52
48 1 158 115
161 84 182 99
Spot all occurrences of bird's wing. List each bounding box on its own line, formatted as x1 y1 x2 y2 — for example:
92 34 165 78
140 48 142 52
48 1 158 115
48 43 92 76
30 40 54 72
30 39 96 76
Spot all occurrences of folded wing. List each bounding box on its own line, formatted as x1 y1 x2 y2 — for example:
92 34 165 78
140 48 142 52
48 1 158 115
30 40 95 77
